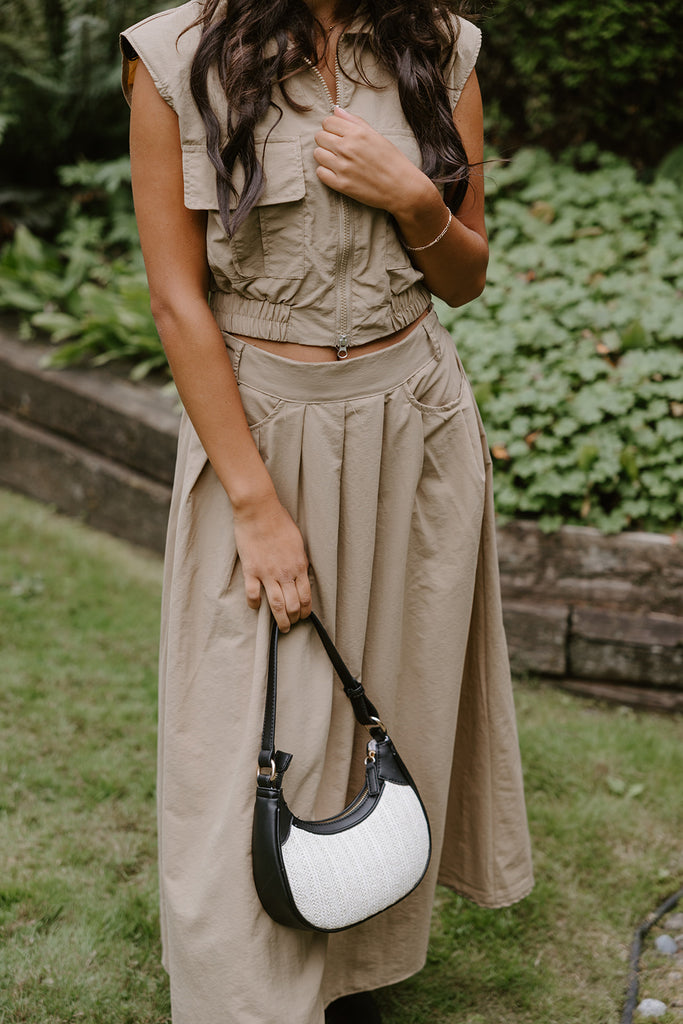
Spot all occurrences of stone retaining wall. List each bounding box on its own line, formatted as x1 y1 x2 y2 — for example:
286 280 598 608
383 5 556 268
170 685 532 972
0 324 177 552
2 325 681 699
497 523 683 697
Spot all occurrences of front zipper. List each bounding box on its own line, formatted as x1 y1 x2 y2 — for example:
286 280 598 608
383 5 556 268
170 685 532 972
306 57 353 359
317 786 369 825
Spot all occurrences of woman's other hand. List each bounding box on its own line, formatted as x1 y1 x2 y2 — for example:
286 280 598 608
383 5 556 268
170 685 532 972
313 106 429 215
232 493 312 631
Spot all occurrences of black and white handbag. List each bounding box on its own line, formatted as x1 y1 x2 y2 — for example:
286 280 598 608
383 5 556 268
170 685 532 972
252 612 432 932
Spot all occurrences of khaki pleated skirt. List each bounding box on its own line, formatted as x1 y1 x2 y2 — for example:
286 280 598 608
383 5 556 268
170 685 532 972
157 308 534 1024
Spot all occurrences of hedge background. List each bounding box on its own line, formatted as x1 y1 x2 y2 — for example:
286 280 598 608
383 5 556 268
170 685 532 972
473 0 683 167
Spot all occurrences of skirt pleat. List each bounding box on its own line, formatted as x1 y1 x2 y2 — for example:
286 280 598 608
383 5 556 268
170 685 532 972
157 309 534 1023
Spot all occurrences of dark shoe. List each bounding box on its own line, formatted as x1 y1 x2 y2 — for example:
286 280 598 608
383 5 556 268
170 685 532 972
325 991 382 1024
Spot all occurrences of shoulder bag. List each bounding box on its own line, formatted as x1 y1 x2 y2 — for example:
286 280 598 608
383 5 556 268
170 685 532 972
252 612 432 932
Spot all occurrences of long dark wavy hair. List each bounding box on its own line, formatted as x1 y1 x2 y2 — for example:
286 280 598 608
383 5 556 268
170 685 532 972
187 0 473 236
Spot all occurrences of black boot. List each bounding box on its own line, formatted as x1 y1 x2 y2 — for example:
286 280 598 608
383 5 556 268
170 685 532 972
325 991 382 1024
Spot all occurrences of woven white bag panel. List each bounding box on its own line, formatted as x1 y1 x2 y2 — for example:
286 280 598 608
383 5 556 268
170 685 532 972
281 781 430 930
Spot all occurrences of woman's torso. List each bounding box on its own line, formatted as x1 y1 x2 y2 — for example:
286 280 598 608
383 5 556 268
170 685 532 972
232 26 427 362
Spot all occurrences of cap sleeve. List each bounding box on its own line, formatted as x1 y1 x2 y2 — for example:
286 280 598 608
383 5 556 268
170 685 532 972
120 1 223 211
446 16 482 110
120 0 203 110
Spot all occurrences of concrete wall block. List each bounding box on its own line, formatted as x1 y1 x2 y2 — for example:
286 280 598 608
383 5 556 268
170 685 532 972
569 607 683 688
0 327 179 484
0 411 171 553
498 520 683 615
560 679 683 713
502 599 569 676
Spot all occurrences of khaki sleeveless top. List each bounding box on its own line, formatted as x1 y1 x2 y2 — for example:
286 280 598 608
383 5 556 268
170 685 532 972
121 1 481 353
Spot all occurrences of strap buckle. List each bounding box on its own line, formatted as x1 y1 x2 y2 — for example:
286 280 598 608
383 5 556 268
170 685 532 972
256 759 277 783
364 715 386 735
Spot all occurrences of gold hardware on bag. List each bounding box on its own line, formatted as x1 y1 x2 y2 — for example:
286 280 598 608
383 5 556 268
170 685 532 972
256 759 277 782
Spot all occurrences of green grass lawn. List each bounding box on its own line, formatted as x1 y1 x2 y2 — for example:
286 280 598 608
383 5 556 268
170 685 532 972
1 489 681 1024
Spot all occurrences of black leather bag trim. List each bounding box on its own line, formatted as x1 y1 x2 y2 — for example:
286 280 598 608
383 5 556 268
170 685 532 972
375 736 412 786
252 787 313 930
292 782 383 835
290 737 422 835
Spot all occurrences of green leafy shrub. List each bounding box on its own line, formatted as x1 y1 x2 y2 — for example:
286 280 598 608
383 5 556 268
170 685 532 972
0 0 159 229
0 159 166 380
476 0 683 166
439 146 683 534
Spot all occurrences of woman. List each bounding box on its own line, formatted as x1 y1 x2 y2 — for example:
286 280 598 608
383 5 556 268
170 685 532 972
121 1 534 1021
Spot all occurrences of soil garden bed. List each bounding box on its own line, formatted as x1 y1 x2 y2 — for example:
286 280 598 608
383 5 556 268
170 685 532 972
1 323 681 703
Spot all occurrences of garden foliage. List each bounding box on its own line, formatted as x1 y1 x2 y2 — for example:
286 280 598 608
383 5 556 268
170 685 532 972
439 146 683 535
475 0 683 166
0 159 166 379
0 0 159 218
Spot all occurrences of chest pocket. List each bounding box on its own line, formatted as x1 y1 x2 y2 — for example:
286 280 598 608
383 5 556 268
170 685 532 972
182 137 307 281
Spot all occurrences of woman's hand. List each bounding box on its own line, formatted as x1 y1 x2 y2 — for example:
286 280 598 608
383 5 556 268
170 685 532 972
313 106 432 219
232 493 312 632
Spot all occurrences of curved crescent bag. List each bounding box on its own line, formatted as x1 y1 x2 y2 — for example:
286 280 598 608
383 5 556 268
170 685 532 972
251 612 432 932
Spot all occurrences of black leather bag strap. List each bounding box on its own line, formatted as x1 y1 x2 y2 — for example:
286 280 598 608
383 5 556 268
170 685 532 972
258 612 384 779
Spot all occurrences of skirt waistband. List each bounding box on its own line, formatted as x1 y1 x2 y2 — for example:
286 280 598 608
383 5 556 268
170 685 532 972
222 308 448 403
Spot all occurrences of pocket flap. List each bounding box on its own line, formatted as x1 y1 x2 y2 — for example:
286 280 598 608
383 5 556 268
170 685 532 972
231 137 306 209
182 138 306 212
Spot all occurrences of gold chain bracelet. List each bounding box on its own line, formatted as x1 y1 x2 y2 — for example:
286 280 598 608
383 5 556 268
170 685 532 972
403 210 453 252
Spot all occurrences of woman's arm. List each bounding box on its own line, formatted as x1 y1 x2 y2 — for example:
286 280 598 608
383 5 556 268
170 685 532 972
129 60 311 630
313 69 488 308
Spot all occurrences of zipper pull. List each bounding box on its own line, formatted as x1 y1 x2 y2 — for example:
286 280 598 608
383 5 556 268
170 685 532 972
336 334 349 360
365 740 380 796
